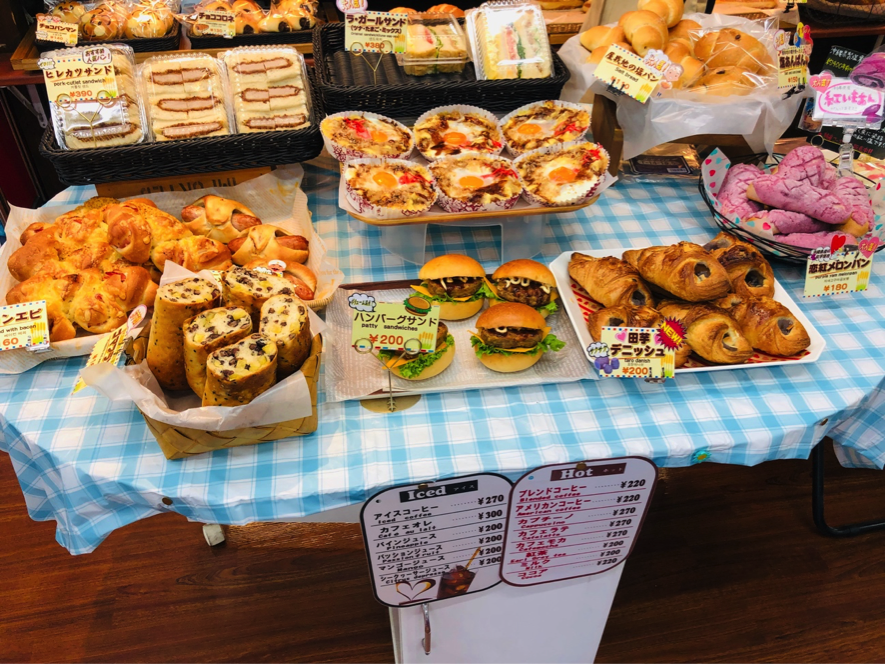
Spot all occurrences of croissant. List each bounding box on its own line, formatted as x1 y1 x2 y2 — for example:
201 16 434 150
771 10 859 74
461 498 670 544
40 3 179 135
703 232 775 298
658 300 753 364
151 236 233 273
228 225 309 266
181 195 262 244
622 242 731 302
722 295 810 357
568 253 655 308
589 304 691 367
243 259 316 301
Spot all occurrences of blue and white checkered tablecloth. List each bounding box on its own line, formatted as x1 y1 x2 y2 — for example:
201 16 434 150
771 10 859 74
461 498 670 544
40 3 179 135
1 157 883 554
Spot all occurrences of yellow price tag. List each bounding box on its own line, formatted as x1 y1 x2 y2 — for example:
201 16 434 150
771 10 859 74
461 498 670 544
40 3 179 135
592 44 663 103
778 46 808 90
592 323 682 380
803 247 872 298
36 14 79 45
0 301 50 352
350 295 440 353
39 45 118 105
73 305 147 394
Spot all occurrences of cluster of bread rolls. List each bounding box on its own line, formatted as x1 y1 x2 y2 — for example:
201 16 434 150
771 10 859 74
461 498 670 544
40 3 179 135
190 0 316 36
568 232 811 366
146 268 312 406
49 0 175 41
181 195 317 301
579 0 775 94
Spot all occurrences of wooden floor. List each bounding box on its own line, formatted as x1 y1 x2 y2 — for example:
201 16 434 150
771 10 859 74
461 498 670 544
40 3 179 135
0 444 882 663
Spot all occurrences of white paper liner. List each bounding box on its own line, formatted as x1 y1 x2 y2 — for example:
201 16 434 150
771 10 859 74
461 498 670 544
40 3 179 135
324 286 591 402
320 111 415 163
413 104 504 161
428 154 521 213
514 142 611 208
0 165 343 374
498 99 592 157
79 260 326 432
344 158 437 220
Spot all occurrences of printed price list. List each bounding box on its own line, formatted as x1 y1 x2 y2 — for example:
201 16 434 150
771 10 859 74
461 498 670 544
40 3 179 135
501 458 656 586
360 473 513 607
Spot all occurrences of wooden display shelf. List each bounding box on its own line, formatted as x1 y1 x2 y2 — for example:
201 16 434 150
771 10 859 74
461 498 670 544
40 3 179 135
9 24 314 72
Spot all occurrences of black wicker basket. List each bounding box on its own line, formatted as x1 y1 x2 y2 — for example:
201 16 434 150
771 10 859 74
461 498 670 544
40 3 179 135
800 0 884 25
36 22 181 54
312 22 571 116
39 68 325 186
187 23 314 49
698 153 882 263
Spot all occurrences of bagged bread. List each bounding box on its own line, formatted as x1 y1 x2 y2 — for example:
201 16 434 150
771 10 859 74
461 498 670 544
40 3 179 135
259 294 311 380
202 333 278 407
183 306 253 398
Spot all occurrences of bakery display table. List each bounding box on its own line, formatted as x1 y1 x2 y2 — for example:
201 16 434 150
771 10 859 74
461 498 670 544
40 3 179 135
0 155 883 554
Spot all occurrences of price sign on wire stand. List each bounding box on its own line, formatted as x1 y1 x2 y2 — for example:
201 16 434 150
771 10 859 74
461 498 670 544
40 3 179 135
803 236 878 297
360 473 513 607
500 458 657 587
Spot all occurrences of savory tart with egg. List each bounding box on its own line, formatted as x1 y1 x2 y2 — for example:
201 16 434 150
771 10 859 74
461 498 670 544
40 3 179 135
515 142 609 207
414 106 503 160
345 159 437 219
501 101 591 155
320 112 413 162
429 155 522 213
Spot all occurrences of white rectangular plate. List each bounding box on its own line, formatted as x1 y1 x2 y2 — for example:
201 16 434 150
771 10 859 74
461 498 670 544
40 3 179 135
325 286 593 402
549 248 826 376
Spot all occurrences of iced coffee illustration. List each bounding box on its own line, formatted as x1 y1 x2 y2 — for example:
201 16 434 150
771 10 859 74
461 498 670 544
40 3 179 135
436 547 480 599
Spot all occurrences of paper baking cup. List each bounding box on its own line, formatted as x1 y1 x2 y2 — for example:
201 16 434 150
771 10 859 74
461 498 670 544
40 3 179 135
344 158 436 220
429 154 521 213
321 111 414 163
514 142 610 208
414 104 504 162
499 100 592 158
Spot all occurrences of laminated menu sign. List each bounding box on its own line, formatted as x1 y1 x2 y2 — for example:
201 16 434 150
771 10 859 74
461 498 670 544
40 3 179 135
592 44 662 103
39 46 118 104
36 15 79 45
0 301 50 352
803 236 878 298
360 473 513 607
588 322 683 379
500 458 657 586
350 295 441 353
345 11 407 54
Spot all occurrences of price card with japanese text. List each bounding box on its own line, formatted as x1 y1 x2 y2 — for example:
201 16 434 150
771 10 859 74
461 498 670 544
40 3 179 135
194 10 235 38
73 305 148 393
360 473 513 607
592 44 662 103
36 14 79 45
778 46 808 90
345 11 407 54
351 294 440 353
0 301 50 352
500 458 657 587
587 321 684 380
39 46 118 105
804 236 878 298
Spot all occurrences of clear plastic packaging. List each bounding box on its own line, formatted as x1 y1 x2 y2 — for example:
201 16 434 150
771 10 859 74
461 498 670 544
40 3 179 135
399 13 469 76
44 0 179 41
139 52 233 141
465 1 552 81
45 43 148 150
182 0 317 37
219 46 312 134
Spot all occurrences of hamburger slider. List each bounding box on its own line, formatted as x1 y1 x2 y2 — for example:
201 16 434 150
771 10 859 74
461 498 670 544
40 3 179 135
411 254 492 320
470 302 565 373
489 258 559 317
379 322 455 380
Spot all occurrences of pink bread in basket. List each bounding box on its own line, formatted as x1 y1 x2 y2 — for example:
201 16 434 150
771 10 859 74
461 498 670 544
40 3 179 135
748 209 829 234
832 177 875 238
775 145 837 189
747 175 851 224
718 163 762 221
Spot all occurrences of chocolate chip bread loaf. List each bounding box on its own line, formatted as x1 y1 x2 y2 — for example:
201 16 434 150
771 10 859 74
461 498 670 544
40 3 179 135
202 334 278 407
259 294 311 380
183 306 253 399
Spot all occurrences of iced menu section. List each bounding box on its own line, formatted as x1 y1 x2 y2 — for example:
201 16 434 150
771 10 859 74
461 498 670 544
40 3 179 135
360 473 514 607
501 458 657 586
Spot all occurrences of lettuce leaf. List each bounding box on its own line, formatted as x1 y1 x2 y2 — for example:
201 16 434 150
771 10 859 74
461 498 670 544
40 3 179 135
415 281 496 304
380 335 454 379
470 333 565 357
485 293 559 317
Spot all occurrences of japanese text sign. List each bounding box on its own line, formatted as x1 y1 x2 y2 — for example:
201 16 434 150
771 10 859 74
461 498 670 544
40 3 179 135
39 46 117 105
36 15 79 45
351 296 441 353
0 301 49 352
500 458 657 586
593 44 662 103
195 10 235 38
588 323 683 379
345 11 407 54
812 78 884 126
361 473 513 607
73 305 148 394
778 46 808 90
804 236 878 297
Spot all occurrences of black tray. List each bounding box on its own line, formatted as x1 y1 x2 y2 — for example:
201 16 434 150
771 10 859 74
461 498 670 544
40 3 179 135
38 68 325 186
36 22 180 54
187 23 314 49
312 22 571 116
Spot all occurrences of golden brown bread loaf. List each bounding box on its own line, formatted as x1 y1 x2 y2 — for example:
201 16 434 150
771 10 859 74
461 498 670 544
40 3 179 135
147 277 221 391
150 235 233 273
622 242 732 302
618 10 667 56
664 42 704 88
202 334 279 407
720 295 810 357
228 225 309 266
691 66 757 96
259 293 312 380
183 306 253 399
668 18 701 53
694 29 772 74
658 300 753 364
637 0 683 28
568 252 655 308
703 232 775 298
580 25 626 52
180 195 263 244
221 266 297 327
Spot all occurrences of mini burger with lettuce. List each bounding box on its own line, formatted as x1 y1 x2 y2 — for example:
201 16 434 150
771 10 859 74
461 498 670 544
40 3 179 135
379 321 455 380
411 254 492 320
470 302 565 373
488 259 559 317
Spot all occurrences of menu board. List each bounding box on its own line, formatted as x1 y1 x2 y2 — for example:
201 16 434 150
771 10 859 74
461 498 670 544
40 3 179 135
361 473 513 607
500 458 657 587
